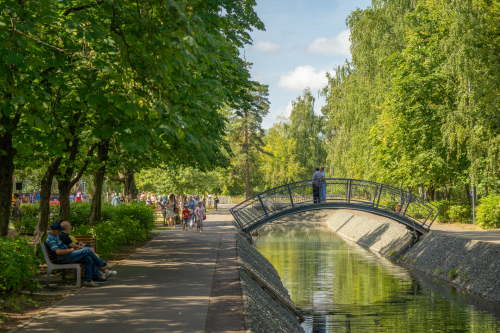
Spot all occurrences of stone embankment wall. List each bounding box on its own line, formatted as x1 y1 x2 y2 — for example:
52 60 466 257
236 233 304 333
326 210 500 303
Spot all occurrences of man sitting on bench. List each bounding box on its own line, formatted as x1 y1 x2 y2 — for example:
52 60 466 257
46 222 115 287
58 220 117 280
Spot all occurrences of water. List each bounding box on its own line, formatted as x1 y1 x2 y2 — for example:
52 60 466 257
255 223 500 333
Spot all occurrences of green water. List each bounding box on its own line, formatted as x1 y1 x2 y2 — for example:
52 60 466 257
255 223 500 333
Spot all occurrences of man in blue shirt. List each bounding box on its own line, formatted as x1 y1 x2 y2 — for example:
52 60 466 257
36 190 40 202
46 223 115 287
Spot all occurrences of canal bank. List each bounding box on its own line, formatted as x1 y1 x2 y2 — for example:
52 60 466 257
326 209 500 304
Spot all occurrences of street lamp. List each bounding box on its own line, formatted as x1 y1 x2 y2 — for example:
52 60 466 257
309 137 319 167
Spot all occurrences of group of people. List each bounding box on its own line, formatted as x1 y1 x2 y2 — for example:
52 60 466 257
47 221 117 287
70 191 90 203
312 166 328 204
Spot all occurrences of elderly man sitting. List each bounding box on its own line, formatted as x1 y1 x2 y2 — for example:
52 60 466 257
46 223 115 287
58 220 117 280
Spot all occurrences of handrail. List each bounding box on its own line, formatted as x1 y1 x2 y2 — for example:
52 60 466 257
230 178 440 233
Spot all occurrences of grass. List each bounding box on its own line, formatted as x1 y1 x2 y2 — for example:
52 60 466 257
448 268 459 279
388 250 397 256
435 269 443 274
153 227 172 230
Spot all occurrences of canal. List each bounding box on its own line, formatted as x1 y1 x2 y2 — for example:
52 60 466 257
255 223 500 333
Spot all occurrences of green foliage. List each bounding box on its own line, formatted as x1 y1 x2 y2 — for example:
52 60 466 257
72 203 155 259
13 204 60 234
388 250 396 256
13 203 154 239
0 237 41 294
433 201 471 223
448 268 458 279
435 269 443 274
476 195 500 229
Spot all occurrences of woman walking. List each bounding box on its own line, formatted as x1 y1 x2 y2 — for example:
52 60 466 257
166 194 176 228
12 193 22 224
194 201 205 233
320 166 327 202
214 193 219 211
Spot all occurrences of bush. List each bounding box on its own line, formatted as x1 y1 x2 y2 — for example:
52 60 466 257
13 204 60 234
433 201 472 223
476 195 500 229
0 237 41 294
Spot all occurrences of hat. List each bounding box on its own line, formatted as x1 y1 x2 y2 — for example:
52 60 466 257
50 223 65 231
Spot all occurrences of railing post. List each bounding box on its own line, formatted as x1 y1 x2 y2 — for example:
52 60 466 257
287 184 294 208
346 180 350 203
402 194 412 217
423 209 433 227
257 194 268 217
376 185 383 208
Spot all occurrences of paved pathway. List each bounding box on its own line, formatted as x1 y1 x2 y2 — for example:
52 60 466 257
15 205 238 333
347 209 500 244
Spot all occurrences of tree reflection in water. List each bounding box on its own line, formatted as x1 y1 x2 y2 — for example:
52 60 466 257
255 223 500 333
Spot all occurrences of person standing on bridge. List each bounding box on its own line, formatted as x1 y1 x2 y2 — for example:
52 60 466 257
320 166 327 202
311 167 322 204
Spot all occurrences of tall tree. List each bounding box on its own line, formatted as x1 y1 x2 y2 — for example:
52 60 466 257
228 83 270 198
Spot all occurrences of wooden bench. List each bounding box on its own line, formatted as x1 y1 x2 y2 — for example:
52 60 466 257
73 235 97 252
62 235 97 278
40 242 81 288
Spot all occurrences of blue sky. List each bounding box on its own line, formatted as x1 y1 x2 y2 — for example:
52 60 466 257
242 0 372 128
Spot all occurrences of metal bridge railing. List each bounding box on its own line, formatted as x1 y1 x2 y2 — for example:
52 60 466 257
230 178 440 232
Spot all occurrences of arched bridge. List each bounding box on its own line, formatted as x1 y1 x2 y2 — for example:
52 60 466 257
230 179 440 234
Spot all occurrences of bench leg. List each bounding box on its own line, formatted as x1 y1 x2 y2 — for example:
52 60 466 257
76 266 81 288
46 268 52 287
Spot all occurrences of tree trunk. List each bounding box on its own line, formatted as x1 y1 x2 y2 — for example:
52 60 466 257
434 189 440 201
0 132 16 237
0 113 21 237
465 184 471 203
33 157 63 246
123 167 137 200
244 111 250 199
89 140 109 226
58 180 72 221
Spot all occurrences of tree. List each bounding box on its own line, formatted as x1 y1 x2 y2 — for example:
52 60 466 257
287 88 325 179
227 83 270 198
259 121 304 188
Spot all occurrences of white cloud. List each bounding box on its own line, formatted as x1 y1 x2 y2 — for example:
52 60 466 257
306 30 351 57
274 101 294 119
278 65 333 92
252 41 282 54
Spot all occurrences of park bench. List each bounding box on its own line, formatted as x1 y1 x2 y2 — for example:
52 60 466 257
40 242 81 289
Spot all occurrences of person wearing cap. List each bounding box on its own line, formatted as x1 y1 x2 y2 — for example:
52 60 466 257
46 222 115 287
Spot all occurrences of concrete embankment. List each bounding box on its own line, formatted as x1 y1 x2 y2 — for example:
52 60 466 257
235 233 305 333
326 210 500 303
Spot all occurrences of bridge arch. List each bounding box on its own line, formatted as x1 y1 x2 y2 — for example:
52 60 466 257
230 179 440 234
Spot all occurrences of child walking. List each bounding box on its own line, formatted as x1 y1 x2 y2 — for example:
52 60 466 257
182 204 190 231
194 201 205 233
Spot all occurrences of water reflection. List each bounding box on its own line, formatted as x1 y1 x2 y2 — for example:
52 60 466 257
255 223 500 333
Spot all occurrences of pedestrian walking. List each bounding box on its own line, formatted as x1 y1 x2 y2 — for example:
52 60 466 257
208 193 213 209
214 193 219 211
320 166 327 202
187 195 196 229
166 194 176 228
311 167 322 204
194 201 205 232
12 193 22 223
29 190 36 204
182 204 190 231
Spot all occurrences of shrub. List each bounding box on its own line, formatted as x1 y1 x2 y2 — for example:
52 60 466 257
13 204 60 234
476 195 500 229
0 237 41 294
433 201 472 223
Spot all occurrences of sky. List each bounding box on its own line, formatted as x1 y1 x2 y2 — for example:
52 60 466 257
242 0 372 129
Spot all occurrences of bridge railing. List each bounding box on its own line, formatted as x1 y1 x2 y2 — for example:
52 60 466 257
230 178 440 232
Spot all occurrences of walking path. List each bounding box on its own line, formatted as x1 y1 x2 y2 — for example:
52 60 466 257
13 205 241 333
346 209 500 244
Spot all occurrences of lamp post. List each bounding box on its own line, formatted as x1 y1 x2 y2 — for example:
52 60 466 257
309 137 319 167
